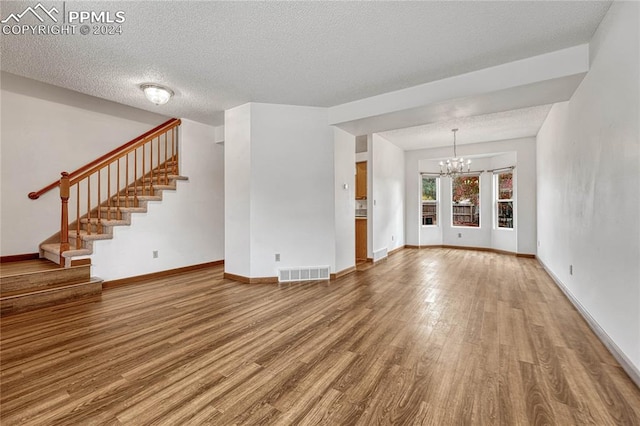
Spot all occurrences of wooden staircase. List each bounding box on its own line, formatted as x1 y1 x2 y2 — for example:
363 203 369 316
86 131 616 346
0 259 102 315
1 119 186 315
27 118 184 267
39 164 188 266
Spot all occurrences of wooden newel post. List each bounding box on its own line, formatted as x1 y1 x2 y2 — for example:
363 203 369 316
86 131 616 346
59 172 70 267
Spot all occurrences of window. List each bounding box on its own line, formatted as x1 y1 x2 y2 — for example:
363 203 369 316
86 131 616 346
452 175 480 227
496 171 514 229
421 176 438 226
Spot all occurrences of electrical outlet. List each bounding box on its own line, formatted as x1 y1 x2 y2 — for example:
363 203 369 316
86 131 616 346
391 235 395 241
569 265 573 275
275 253 280 262
153 250 158 258
458 233 462 238
538 240 541 247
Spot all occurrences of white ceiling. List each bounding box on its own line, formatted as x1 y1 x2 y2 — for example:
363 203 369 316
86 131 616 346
1 1 611 127
379 104 554 151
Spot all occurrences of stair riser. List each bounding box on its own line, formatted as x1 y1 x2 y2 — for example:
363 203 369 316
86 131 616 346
74 224 117 235
1 265 91 296
41 249 62 266
1 280 102 316
125 188 173 194
142 175 175 180
71 213 133 243
70 234 112 243
108 199 144 207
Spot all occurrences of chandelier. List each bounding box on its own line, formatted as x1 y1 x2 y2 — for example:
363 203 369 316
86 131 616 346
439 128 471 177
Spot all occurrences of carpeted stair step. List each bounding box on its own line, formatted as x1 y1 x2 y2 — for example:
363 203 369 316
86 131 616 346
69 230 112 241
40 243 92 266
140 174 188 183
99 206 147 213
80 217 131 226
110 195 162 203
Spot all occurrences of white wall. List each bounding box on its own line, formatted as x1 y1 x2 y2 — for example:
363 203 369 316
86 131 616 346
251 103 335 277
405 137 536 254
333 127 356 273
0 73 168 256
92 119 225 281
537 2 639 372
371 134 405 257
224 103 335 278
224 104 252 276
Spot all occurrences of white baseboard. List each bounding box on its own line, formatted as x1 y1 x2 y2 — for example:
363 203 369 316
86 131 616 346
538 259 640 388
372 247 388 263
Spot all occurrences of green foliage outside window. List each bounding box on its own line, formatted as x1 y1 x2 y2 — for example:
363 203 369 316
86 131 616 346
422 177 437 201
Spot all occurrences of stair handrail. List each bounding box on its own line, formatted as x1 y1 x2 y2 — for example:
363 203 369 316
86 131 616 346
67 119 181 187
28 118 181 200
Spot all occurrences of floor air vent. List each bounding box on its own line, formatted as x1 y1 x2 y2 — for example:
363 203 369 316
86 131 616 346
278 266 330 283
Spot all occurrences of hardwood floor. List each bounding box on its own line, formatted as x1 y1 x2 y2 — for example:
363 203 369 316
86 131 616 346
1 248 638 425
0 259 60 277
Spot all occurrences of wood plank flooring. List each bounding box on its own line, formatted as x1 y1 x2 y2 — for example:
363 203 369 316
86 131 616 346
0 259 60 277
1 248 639 425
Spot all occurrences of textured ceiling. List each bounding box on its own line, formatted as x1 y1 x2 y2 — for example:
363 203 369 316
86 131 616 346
378 104 554 151
1 1 610 126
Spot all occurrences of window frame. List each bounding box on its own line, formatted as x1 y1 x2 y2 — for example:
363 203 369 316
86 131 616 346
451 173 481 228
420 175 439 227
495 170 515 230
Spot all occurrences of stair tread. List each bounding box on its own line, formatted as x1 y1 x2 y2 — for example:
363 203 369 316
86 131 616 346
142 174 187 180
99 206 147 212
80 218 131 225
126 185 176 191
80 218 129 226
69 231 112 241
111 195 161 201
41 243 92 257
98 219 130 226
1 275 97 298
0 259 60 278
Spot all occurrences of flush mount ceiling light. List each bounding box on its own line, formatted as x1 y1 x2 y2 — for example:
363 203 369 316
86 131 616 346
140 84 174 105
440 128 471 178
